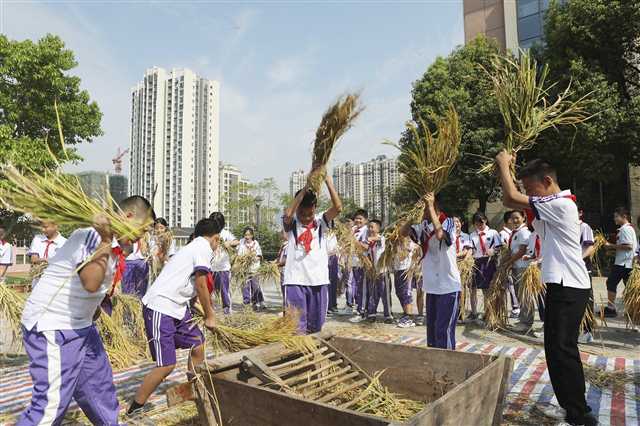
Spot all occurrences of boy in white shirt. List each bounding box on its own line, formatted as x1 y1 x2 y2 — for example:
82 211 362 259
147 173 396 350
351 209 369 318
393 234 418 328
129 217 221 416
603 206 637 317
27 220 67 286
0 224 12 283
577 207 596 343
282 171 342 334
326 231 340 314
364 220 393 323
496 153 596 426
238 227 265 310
507 210 535 334
18 196 154 425
499 211 513 245
407 193 461 350
209 212 239 315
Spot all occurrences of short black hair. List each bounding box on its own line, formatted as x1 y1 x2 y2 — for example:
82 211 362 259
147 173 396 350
120 196 156 221
510 210 525 219
370 219 382 228
516 159 557 182
354 209 368 219
295 189 317 209
243 226 255 237
209 212 226 229
503 211 513 224
194 218 222 238
472 211 488 224
154 217 169 227
614 206 631 220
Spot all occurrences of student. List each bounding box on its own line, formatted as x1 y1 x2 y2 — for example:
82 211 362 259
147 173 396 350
508 210 535 334
496 153 596 426
469 212 503 321
151 218 177 262
282 171 342 334
238 227 265 311
393 233 417 328
407 193 461 350
326 230 340 314
578 207 596 343
453 216 472 257
364 220 393 323
122 233 151 298
338 217 356 315
603 207 637 317
209 212 239 315
27 220 67 286
350 210 369 320
127 217 220 416
0 225 12 284
19 196 154 425
499 211 514 245
276 232 289 313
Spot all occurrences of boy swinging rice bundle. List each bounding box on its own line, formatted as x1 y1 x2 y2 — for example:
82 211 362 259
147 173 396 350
379 105 461 272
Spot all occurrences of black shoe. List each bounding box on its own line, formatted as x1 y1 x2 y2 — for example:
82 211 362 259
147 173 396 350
567 412 598 426
367 316 377 323
603 306 617 318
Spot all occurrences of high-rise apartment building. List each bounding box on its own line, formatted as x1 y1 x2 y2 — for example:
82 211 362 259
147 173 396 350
332 155 399 224
219 162 250 228
129 67 220 227
289 169 306 197
76 172 128 206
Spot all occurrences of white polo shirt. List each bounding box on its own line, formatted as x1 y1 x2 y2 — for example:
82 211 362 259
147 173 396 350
283 213 332 286
368 235 386 273
21 228 117 332
455 232 472 255
411 218 461 295
509 225 532 269
614 223 637 269
211 229 237 272
351 225 368 267
469 228 502 259
529 190 590 289
0 240 12 265
28 234 67 260
394 239 418 271
237 238 262 273
142 236 213 320
499 227 512 245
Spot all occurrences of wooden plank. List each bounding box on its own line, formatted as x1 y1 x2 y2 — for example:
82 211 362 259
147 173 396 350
271 347 329 371
193 370 219 425
316 378 369 403
283 359 344 386
491 356 513 426
165 382 195 406
304 371 362 399
295 366 352 391
276 352 336 376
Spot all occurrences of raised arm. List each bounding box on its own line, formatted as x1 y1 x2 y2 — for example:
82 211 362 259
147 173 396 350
425 193 445 241
79 215 114 293
496 151 530 211
324 173 343 223
284 184 309 227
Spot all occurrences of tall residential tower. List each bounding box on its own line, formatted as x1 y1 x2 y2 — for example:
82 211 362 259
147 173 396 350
129 67 220 227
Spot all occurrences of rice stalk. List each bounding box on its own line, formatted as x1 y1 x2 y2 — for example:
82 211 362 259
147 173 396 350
457 252 475 321
583 363 640 395
623 263 640 327
0 165 152 242
379 202 425 274
307 93 364 193
230 251 257 292
0 283 27 345
580 302 597 335
518 262 545 314
402 241 424 287
484 248 512 330
333 222 374 280
110 293 148 351
29 262 48 282
96 308 147 370
479 51 593 175
589 231 608 277
256 260 281 288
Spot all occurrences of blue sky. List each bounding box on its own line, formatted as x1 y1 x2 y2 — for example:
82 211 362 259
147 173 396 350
2 0 464 191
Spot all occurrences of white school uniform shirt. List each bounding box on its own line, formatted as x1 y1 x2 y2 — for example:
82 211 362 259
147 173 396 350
142 236 213 320
326 233 338 257
237 238 262 273
469 228 502 259
614 223 637 269
0 240 12 265
351 225 368 267
211 229 237 272
509 224 532 269
27 233 67 261
527 231 541 259
283 213 332 286
499 227 512 246
125 240 147 261
368 235 386 272
529 190 590 289
411 218 461 294
394 239 418 271
21 228 117 332
454 231 472 255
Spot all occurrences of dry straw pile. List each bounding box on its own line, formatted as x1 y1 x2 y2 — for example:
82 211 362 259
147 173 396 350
624 263 640 327
518 262 545 314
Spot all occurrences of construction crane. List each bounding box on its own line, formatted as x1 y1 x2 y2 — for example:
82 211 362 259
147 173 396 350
112 147 129 175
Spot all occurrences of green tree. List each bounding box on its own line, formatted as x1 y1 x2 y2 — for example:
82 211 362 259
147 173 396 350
531 0 640 222
403 35 506 213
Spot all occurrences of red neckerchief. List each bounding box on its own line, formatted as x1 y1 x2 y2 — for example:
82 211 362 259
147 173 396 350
478 231 488 255
206 272 215 294
455 235 460 254
109 246 126 297
534 235 541 258
508 225 527 249
420 212 447 260
43 240 54 259
297 221 317 254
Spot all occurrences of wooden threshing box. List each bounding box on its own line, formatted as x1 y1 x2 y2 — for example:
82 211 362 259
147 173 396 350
193 333 512 426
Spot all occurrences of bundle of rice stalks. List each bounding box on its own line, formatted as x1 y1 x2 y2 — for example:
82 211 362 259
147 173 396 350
623 263 640 327
333 222 373 280
0 283 27 345
256 260 281 287
457 252 475 321
402 243 424 287
580 302 597 335
0 165 152 242
583 363 640 392
97 308 147 370
589 230 608 276
230 251 257 289
518 262 545 314
29 261 48 282
307 93 364 193
110 293 148 350
484 248 512 330
479 51 593 175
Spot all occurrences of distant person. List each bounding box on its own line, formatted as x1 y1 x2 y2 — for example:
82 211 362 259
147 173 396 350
0 224 12 284
27 220 67 286
238 226 265 310
603 207 637 317
209 212 239 315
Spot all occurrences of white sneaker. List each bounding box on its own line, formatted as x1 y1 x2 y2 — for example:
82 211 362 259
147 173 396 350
539 404 566 420
338 307 353 316
510 322 532 334
349 315 365 323
578 332 594 344
510 309 521 319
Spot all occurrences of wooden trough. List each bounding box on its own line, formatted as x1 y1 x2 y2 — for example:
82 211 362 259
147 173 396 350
191 332 512 426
